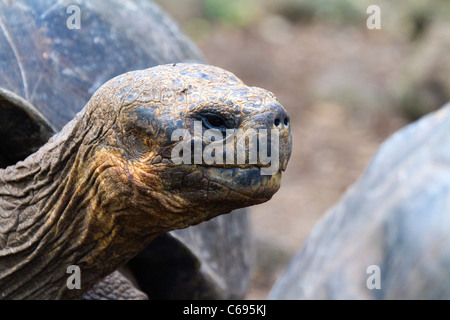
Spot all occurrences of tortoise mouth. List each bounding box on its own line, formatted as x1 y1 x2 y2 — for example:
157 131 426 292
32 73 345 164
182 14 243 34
163 156 283 172
203 165 281 185
203 166 282 204
160 161 281 188
180 164 282 200
199 162 275 170
201 163 281 176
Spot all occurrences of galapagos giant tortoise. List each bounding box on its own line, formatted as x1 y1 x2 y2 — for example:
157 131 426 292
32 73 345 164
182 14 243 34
270 103 450 300
0 0 292 299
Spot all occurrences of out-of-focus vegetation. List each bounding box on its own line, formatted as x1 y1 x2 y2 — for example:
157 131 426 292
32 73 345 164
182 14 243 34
155 0 450 120
157 0 450 39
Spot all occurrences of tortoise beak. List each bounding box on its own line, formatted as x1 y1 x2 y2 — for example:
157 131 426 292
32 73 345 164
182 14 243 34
257 103 292 175
279 124 292 172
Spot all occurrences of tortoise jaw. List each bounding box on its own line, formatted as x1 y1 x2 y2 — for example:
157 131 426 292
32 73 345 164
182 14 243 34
206 166 281 190
188 165 282 202
206 166 282 206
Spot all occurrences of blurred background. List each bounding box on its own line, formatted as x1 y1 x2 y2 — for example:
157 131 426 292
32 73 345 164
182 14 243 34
154 0 450 298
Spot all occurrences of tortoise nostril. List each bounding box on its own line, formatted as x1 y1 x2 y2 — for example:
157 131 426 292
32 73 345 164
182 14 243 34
274 118 281 127
271 105 289 129
273 116 289 128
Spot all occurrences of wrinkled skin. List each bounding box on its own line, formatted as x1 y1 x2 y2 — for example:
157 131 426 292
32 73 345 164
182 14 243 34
0 63 292 299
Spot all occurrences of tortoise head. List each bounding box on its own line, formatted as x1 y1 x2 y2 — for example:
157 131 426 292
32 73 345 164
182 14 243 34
84 63 292 231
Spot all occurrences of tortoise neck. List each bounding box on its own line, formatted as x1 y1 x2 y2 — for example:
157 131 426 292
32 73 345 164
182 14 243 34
0 110 89 298
0 108 157 299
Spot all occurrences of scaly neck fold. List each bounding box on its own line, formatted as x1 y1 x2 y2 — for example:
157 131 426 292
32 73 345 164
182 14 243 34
0 109 157 299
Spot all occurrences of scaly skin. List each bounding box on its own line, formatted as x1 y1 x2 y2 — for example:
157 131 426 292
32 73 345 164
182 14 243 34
0 63 292 299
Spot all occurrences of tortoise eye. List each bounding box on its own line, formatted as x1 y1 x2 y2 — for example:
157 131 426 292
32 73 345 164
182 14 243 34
200 113 229 131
